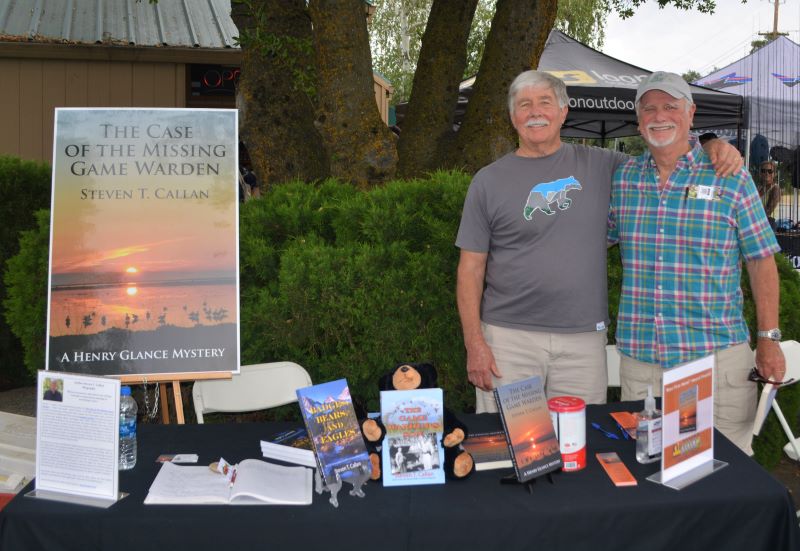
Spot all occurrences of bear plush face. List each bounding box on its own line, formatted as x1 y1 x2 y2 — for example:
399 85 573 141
379 363 438 391
392 365 421 390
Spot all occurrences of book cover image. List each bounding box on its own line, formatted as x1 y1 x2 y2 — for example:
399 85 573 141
460 430 512 471
47 108 239 377
381 389 445 486
661 357 714 480
494 376 562 483
296 379 371 487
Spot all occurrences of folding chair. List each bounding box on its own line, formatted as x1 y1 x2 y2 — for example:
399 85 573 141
769 340 800 461
192 362 312 423
606 344 621 388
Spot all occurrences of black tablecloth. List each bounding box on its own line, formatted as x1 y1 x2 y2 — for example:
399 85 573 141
1 402 798 551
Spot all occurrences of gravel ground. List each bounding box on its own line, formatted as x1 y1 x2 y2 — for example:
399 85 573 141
0 386 36 417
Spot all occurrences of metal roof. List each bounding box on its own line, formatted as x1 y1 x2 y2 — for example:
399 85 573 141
0 0 240 49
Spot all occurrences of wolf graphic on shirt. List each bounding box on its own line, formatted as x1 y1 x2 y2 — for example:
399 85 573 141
523 176 582 221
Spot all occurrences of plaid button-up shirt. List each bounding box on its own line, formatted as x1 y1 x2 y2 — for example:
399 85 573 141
607 144 779 368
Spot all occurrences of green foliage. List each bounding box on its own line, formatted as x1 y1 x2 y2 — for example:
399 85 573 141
5 168 800 468
0 156 51 388
240 172 472 412
744 255 800 469
369 0 609 104
3 210 50 377
611 0 717 20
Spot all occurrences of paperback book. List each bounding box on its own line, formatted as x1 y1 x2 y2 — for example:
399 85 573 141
296 379 372 487
144 459 312 505
260 428 315 468
380 388 445 486
494 376 562 483
460 430 513 471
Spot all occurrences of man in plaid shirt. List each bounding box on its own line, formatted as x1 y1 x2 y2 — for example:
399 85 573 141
607 72 786 453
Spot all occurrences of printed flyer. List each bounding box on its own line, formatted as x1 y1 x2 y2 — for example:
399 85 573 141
46 108 239 376
661 355 714 483
34 370 120 505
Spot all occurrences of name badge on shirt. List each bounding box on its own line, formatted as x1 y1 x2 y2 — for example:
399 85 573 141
686 184 717 200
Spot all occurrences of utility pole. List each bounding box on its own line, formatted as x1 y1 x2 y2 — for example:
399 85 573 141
758 0 789 41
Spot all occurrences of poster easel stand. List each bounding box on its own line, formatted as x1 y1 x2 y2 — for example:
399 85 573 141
117 372 232 424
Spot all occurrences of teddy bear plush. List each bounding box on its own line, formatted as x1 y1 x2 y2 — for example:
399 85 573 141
360 362 474 480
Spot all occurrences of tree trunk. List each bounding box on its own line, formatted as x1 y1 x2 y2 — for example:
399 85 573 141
445 0 558 173
309 0 397 188
232 0 329 188
396 0 479 178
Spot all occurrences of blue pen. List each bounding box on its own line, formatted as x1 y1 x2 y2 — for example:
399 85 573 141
615 422 632 440
591 422 621 440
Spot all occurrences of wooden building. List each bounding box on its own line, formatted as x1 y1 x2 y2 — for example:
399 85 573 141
0 0 392 163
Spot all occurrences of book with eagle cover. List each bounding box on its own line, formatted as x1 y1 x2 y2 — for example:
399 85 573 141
296 379 371 486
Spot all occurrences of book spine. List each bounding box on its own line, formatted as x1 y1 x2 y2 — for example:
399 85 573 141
494 389 521 480
297 401 326 482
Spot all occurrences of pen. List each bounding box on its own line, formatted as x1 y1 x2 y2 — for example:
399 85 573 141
591 422 621 440
615 422 632 440
229 467 237 487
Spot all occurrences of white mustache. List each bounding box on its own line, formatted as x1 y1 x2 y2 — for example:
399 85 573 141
525 119 549 128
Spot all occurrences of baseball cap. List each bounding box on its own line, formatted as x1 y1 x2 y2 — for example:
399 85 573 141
635 71 693 105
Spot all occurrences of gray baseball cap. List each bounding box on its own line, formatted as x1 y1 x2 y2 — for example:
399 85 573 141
635 71 693 105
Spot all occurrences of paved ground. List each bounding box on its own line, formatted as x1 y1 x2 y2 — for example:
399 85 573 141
2 385 799 504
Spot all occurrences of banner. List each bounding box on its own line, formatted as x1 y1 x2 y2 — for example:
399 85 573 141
47 108 239 376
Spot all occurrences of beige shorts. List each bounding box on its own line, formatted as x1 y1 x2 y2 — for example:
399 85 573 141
475 323 608 413
619 342 756 454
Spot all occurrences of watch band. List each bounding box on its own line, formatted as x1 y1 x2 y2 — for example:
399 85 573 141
757 328 781 341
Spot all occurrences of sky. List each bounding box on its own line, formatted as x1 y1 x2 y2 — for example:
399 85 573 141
602 0 800 78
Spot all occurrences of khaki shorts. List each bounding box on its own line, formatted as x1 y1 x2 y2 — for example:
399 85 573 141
475 323 608 413
619 342 756 454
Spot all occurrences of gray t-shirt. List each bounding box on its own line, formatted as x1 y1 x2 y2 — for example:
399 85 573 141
456 143 625 333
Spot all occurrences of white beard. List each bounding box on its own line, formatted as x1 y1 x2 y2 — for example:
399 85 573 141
643 125 677 148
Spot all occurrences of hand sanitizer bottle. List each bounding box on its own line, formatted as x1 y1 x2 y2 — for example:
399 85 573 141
636 385 662 464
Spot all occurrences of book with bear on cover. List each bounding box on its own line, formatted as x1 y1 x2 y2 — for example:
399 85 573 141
380 388 445 486
494 376 562 483
144 459 312 505
296 379 372 487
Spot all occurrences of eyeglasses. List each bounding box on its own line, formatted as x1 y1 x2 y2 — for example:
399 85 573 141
748 367 794 387
760 169 774 174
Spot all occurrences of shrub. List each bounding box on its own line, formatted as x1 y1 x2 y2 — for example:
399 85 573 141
0 156 51 388
5 170 800 468
3 210 50 376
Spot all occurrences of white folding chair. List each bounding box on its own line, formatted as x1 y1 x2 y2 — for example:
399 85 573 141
192 361 312 423
606 344 621 388
765 340 800 461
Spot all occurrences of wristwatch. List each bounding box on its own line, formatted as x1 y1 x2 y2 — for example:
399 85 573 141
757 328 782 341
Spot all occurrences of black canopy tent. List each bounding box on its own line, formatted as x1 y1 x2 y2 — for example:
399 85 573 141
396 30 744 142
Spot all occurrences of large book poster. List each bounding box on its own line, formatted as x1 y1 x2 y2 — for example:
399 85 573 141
46 108 239 376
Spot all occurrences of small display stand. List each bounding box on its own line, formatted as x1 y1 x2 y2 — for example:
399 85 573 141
652 355 724 490
26 489 128 509
646 459 728 491
500 471 558 494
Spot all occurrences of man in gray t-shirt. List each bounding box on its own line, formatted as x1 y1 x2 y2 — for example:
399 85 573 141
456 70 741 412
